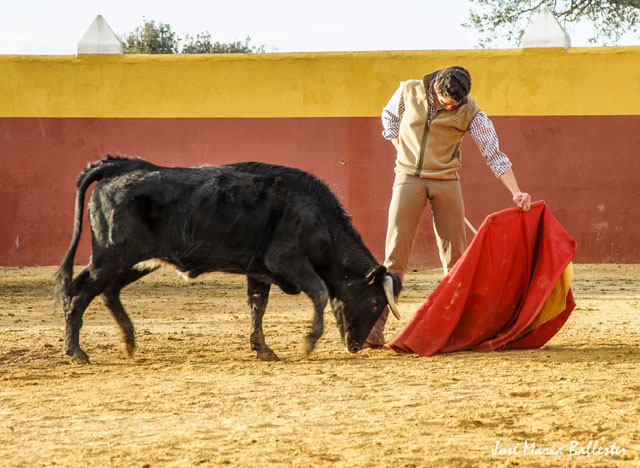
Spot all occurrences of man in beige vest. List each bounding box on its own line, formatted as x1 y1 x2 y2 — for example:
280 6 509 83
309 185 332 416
364 66 531 348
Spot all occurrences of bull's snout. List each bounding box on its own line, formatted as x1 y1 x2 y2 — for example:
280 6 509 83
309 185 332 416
345 344 360 354
344 335 364 354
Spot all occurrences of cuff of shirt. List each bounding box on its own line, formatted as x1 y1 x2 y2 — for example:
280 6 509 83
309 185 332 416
382 128 398 140
492 161 512 178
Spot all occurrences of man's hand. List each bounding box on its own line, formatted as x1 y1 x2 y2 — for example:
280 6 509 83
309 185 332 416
498 169 531 212
513 191 531 211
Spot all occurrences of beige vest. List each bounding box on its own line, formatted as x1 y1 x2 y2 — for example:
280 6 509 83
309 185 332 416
395 73 480 180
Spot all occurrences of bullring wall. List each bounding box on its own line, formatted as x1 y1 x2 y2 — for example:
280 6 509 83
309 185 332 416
1 47 639 267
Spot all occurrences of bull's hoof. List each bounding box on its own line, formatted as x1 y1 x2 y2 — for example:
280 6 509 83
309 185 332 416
302 336 317 355
121 342 136 359
68 348 90 365
256 349 280 361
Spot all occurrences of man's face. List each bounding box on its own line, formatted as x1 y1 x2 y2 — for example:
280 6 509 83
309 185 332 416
434 84 461 110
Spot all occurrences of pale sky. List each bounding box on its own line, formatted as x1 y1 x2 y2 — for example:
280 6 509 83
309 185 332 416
0 0 638 54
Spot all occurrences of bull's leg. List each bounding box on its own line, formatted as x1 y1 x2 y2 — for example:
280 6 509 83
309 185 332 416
63 265 113 364
300 276 329 355
101 267 156 358
266 256 328 356
247 278 278 361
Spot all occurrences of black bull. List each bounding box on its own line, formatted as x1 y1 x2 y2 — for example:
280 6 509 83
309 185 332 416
55 156 402 362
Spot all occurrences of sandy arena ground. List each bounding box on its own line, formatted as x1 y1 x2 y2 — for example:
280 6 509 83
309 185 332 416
0 264 638 468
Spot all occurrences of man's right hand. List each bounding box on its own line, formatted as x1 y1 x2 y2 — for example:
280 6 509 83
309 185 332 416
513 191 531 211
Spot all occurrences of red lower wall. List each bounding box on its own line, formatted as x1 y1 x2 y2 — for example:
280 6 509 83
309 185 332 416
1 116 639 267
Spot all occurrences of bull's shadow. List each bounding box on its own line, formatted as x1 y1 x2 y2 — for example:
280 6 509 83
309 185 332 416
428 344 640 365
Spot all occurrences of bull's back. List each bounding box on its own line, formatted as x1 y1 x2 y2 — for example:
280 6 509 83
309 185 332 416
87 164 324 275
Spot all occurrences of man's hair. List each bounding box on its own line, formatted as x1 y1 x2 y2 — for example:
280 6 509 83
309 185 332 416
435 66 472 102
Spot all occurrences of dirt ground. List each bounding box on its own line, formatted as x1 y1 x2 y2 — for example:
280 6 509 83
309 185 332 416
1 264 638 468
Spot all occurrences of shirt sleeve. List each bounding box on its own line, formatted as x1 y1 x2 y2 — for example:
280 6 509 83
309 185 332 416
468 110 512 178
381 83 404 140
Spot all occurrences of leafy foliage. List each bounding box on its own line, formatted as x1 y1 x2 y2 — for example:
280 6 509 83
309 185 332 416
182 33 266 54
464 0 640 47
121 18 267 54
121 19 180 54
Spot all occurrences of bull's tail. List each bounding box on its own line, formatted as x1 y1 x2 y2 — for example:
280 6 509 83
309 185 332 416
54 155 152 305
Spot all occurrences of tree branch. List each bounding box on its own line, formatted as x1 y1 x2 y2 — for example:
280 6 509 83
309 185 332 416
466 0 640 47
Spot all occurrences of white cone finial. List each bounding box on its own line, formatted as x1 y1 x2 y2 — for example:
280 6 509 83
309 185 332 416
78 15 123 54
522 7 571 49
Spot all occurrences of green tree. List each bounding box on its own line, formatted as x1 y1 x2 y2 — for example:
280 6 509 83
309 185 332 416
121 18 268 54
121 19 179 54
464 0 640 47
182 33 266 54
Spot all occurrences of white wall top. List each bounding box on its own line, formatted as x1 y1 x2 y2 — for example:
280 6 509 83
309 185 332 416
77 15 123 54
522 7 571 49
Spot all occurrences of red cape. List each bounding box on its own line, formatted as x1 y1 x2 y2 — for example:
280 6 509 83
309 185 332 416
389 201 577 356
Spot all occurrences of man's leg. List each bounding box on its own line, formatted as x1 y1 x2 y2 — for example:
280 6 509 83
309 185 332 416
383 172 430 279
364 171 428 347
427 179 467 275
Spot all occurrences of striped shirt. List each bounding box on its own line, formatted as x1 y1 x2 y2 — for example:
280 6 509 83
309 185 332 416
381 80 512 178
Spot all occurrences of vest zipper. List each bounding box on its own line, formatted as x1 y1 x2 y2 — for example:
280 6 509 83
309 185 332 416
416 108 443 177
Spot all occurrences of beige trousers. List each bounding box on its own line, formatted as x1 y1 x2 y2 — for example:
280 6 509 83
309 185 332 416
384 171 467 278
363 171 468 346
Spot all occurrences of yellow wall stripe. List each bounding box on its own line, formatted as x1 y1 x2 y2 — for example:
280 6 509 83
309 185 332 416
2 47 640 118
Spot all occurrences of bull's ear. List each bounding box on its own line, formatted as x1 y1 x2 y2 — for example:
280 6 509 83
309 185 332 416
365 265 387 285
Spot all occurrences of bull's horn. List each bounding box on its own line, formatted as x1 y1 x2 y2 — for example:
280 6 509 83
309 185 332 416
382 275 401 320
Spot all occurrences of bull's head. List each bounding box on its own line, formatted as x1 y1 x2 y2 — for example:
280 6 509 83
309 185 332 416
330 265 402 353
